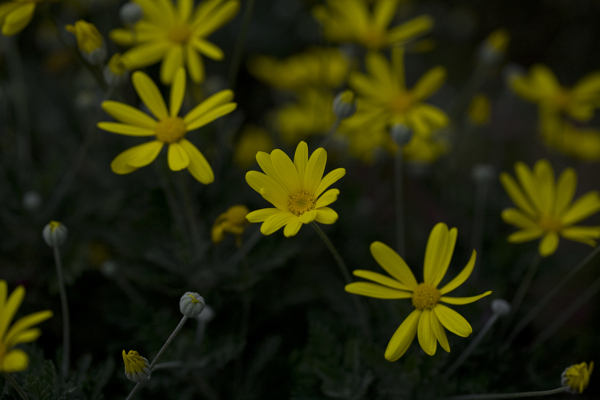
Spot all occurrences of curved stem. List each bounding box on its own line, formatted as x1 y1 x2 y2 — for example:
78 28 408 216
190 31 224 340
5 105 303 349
508 252 541 323
2 372 30 400
149 315 189 370
442 387 565 400
53 246 70 380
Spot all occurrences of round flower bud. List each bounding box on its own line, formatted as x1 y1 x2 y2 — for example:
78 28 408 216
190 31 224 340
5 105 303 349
471 163 495 184
491 299 511 317
332 90 356 119
180 292 205 318
42 221 68 247
122 350 151 383
119 2 143 26
390 123 413 146
561 361 594 394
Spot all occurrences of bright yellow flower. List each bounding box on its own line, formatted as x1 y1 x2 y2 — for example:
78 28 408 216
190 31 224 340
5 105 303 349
0 0 44 36
510 64 600 121
500 159 600 257
561 361 593 394
346 49 448 138
247 47 350 92
65 20 104 55
345 223 491 361
212 205 249 246
246 141 345 237
0 281 53 372
539 111 600 161
97 68 237 183
312 0 433 50
110 0 240 84
233 125 274 168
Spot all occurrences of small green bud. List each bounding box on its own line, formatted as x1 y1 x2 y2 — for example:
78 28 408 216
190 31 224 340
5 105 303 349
180 292 205 318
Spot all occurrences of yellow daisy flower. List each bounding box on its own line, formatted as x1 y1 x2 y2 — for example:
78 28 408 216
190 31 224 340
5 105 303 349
345 223 491 361
510 64 600 121
500 159 600 257
97 67 237 183
539 111 600 161
561 361 593 394
110 0 240 84
211 205 249 246
0 280 53 372
345 49 449 138
245 141 345 237
0 0 44 36
312 0 432 50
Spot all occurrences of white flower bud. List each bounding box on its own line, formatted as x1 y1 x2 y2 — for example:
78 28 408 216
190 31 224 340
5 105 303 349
120 2 143 26
43 221 68 247
180 292 205 318
390 123 413 146
491 299 511 316
122 350 151 383
471 163 495 184
332 90 356 119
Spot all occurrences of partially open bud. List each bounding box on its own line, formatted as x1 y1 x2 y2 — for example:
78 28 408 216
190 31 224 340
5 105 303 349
390 123 413 146
180 292 205 318
43 221 68 247
119 2 143 26
122 350 151 383
332 90 356 119
212 205 250 246
561 361 594 394
103 53 129 87
65 21 106 65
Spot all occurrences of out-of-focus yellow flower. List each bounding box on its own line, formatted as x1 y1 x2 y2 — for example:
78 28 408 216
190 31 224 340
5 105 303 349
510 64 600 121
233 125 274 168
97 68 237 183
104 53 129 86
346 224 491 361
0 280 53 372
561 361 593 394
245 141 345 237
247 47 350 92
401 134 448 163
110 0 240 84
275 89 336 145
212 205 250 246
66 20 104 55
0 0 44 36
500 159 600 257
540 111 600 161
346 49 448 138
313 0 433 50
467 94 491 126
486 29 509 54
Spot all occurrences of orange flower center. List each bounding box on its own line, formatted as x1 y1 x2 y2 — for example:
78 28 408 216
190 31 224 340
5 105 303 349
390 93 414 113
288 191 315 216
155 117 187 143
168 26 191 44
538 215 562 232
412 283 441 310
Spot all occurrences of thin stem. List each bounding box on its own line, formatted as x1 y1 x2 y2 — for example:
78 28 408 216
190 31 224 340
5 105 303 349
509 252 542 322
470 179 490 280
532 273 600 350
310 222 371 341
504 245 600 350
125 383 142 400
394 145 405 258
319 117 342 149
227 0 256 89
52 246 70 380
1 372 30 400
443 387 565 400
177 173 203 258
443 313 499 378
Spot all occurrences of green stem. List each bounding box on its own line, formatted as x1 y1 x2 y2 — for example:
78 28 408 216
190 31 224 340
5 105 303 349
53 246 70 380
1 372 30 400
469 177 490 280
227 0 256 89
394 144 405 258
319 117 342 149
443 387 565 400
508 252 542 323
177 173 203 259
503 245 600 350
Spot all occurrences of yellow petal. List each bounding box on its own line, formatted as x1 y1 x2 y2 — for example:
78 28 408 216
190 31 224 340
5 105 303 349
0 285 24 340
191 37 224 60
283 219 303 237
170 68 186 116
185 45 205 83
270 149 301 193
193 0 240 36
260 212 296 235
184 90 235 124
507 228 545 243
514 161 544 214
246 208 283 223
555 167 577 216
385 309 421 362
179 139 214 184
370 241 418 289
561 191 600 225
315 189 339 208
385 14 433 46
0 349 28 372
373 0 399 29
101 101 158 129
345 282 412 299
304 148 327 195
439 250 476 295
122 40 170 70
440 291 492 305
4 310 52 348
423 223 449 285
418 309 437 356
500 172 536 217
185 103 237 131
352 270 412 291
2 3 35 36
539 231 559 257
160 45 184 85
167 142 190 171
315 207 338 224
314 168 345 198
432 227 458 287
533 159 555 216
177 0 193 21
501 208 537 229
433 304 472 337
411 66 446 101
298 209 317 224
5 328 40 349
132 71 169 120
294 141 308 184
430 311 450 353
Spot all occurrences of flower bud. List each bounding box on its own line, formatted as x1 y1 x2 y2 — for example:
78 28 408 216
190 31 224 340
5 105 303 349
212 205 250 246
471 163 495 184
390 123 413 146
561 361 594 394
65 21 106 65
119 2 143 26
122 350 151 383
332 90 356 119
43 221 68 247
103 53 129 87
180 292 205 318
490 299 511 317
478 29 509 66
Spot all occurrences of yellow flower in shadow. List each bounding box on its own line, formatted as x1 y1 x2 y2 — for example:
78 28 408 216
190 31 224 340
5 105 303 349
539 111 600 161
212 205 250 246
0 0 45 36
500 159 600 257
562 361 593 394
233 125 274 169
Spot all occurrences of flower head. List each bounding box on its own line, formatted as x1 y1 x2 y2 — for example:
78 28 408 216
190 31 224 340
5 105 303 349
0 0 43 36
43 221 68 247
122 350 151 382
66 20 106 65
110 0 240 84
500 160 600 257
539 111 600 161
276 89 336 144
212 205 250 246
97 68 237 183
179 292 205 318
561 361 593 394
0 281 53 372
345 49 448 138
345 223 491 361
312 0 433 50
233 125 274 168
246 141 345 237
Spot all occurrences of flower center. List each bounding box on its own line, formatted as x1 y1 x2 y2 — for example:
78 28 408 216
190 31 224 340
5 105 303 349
553 89 571 110
538 215 562 232
412 283 441 310
288 191 316 216
155 117 187 143
168 26 191 44
390 93 414 113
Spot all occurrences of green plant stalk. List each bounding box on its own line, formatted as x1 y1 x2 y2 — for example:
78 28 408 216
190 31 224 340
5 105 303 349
228 0 256 89
1 372 30 400
470 178 490 279
443 387 565 400
394 145 405 258
177 173 203 259
53 245 70 380
507 252 542 323
319 117 342 149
